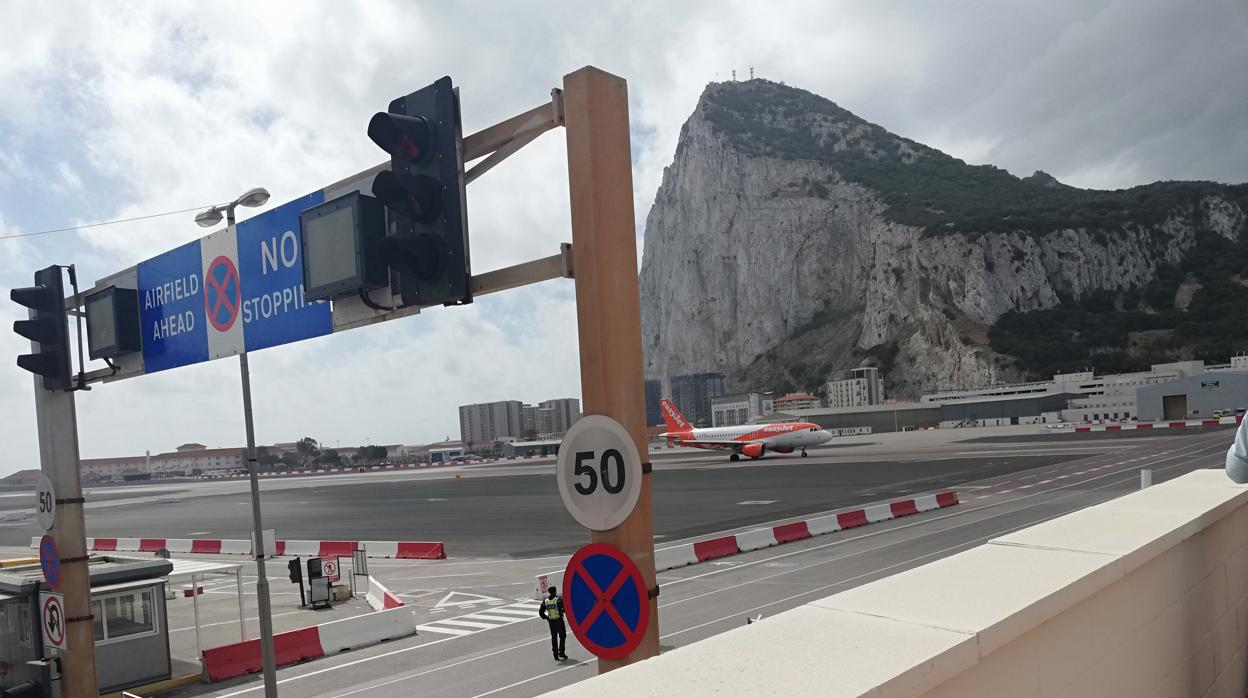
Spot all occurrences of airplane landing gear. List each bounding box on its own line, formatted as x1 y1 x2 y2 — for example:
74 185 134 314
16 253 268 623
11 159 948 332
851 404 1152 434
801 448 808 457
730 453 740 462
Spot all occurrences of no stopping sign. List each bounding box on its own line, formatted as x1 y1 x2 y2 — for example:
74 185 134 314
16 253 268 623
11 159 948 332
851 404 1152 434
556 415 643 531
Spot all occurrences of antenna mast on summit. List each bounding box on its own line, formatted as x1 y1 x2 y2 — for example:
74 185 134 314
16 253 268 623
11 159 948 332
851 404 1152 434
750 67 754 79
731 69 736 81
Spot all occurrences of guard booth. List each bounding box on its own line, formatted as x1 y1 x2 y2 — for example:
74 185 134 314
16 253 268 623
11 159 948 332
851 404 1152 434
0 555 173 694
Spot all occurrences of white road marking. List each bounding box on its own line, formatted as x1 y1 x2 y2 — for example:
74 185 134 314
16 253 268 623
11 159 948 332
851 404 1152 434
388 572 487 581
738 500 778 505
415 601 541 638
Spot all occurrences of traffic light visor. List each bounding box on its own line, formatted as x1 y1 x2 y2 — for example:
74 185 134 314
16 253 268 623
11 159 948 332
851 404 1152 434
368 113 433 163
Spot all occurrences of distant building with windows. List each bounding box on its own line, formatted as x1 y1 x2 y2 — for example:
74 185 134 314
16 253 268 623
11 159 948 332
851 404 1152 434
711 392 774 427
644 379 663 427
826 367 884 408
670 373 725 427
774 392 820 412
540 398 581 434
459 400 524 445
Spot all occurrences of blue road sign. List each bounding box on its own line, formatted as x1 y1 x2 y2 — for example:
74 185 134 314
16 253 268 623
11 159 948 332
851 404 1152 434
237 191 331 352
39 535 61 591
564 542 649 660
137 191 332 373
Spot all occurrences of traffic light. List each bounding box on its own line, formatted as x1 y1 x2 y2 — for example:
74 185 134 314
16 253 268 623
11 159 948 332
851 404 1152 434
11 265 71 391
368 76 471 307
287 557 303 584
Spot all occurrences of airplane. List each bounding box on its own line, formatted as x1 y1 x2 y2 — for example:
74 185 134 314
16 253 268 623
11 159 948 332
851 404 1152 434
659 398 833 461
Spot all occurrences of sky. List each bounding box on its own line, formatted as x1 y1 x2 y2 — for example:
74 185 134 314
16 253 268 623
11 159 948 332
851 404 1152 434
0 0 1245 474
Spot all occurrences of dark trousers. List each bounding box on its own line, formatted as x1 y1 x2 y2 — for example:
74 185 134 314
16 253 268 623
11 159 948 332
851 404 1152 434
548 619 566 656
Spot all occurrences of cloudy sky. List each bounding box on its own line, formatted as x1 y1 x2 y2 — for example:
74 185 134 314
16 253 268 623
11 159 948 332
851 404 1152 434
1 1 1245 474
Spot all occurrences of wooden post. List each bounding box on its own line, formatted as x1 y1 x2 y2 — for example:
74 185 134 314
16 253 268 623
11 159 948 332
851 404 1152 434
562 66 660 670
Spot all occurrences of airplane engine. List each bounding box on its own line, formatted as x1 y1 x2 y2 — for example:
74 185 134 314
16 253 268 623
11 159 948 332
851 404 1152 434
742 443 766 459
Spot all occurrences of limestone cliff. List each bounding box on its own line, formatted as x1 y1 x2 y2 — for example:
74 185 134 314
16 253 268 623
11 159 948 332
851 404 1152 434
639 79 1248 397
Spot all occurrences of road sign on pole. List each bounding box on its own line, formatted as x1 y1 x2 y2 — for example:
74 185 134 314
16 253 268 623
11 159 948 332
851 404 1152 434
39 535 61 591
41 592 66 651
556 415 643 531
136 193 332 374
35 475 55 531
563 543 649 660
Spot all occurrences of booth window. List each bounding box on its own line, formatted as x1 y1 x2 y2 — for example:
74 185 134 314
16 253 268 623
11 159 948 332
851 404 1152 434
92 590 156 643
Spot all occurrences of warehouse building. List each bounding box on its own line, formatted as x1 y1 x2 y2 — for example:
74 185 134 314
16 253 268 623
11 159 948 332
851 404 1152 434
937 392 1081 427
782 402 942 433
1136 372 1248 421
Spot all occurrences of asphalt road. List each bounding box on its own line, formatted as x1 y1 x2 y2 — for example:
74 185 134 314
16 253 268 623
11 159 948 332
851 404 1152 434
7 449 1109 555
146 427 1235 698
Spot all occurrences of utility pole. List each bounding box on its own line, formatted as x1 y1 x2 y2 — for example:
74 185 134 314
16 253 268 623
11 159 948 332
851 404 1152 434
563 66 660 671
32 378 98 694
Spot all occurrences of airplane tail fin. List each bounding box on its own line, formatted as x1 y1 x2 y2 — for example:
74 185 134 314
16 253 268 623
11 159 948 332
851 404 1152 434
660 398 692 433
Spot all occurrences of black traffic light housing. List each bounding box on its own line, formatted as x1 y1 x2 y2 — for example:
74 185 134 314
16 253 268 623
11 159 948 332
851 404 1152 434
11 266 72 391
368 76 471 308
287 558 303 584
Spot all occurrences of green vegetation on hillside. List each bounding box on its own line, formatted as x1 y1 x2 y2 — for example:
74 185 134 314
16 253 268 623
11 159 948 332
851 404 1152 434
989 231 1248 376
702 80 1248 236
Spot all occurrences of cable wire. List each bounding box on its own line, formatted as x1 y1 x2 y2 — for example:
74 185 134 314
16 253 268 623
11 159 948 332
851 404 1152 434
0 204 218 241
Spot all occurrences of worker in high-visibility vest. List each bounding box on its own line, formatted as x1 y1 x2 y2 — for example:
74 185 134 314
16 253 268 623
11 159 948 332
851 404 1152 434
539 585 568 660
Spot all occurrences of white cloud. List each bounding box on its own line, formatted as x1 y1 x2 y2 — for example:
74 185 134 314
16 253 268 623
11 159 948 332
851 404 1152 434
0 0 1244 474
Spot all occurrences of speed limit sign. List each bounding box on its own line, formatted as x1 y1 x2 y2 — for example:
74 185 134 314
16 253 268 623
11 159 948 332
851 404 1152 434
35 475 55 532
556 415 643 531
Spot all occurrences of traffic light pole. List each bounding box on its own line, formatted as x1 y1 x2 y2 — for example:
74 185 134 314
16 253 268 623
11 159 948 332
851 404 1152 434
562 66 660 670
30 374 98 694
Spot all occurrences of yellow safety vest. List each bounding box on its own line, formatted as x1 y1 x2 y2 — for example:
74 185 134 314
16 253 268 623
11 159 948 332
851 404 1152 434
544 596 561 620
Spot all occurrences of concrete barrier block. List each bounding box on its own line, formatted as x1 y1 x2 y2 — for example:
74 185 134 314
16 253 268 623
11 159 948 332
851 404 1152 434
654 544 698 571
864 504 893 523
735 528 777 552
806 515 841 536
318 606 417 653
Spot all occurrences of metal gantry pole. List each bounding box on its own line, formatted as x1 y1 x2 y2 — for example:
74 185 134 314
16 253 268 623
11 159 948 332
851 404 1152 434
240 350 278 696
31 378 98 695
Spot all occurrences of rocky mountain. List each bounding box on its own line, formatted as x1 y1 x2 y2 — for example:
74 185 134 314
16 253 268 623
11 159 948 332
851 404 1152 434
638 79 1248 398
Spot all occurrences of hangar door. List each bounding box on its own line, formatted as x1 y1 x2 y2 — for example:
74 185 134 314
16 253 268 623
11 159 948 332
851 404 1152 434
1162 394 1188 420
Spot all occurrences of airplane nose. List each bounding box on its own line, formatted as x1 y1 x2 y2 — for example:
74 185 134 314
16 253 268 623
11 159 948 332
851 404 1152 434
816 430 833 443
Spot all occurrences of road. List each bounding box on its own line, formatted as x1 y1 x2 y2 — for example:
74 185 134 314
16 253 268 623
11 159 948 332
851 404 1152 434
1 427 1158 555
128 426 1236 697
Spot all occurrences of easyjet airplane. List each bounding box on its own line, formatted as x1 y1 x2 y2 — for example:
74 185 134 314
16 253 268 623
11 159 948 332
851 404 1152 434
659 399 833 461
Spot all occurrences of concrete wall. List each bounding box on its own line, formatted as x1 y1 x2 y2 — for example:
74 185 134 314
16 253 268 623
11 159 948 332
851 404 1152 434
547 469 1248 698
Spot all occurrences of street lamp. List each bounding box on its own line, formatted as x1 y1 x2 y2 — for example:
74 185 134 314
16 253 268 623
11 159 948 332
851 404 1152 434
192 186 278 697
195 187 270 228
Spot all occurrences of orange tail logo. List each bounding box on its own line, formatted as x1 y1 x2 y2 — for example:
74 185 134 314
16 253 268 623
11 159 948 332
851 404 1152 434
660 398 691 433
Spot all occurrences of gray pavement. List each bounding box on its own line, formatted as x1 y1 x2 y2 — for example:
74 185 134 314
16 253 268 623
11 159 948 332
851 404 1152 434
134 427 1236 697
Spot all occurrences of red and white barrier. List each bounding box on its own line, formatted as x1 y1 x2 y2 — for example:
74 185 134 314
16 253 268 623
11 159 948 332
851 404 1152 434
32 537 446 560
655 492 957 570
201 606 417 682
365 575 405 611
534 491 960 596
1072 415 1242 433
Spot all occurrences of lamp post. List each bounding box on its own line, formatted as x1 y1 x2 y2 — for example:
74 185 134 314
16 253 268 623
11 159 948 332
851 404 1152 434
195 188 279 697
